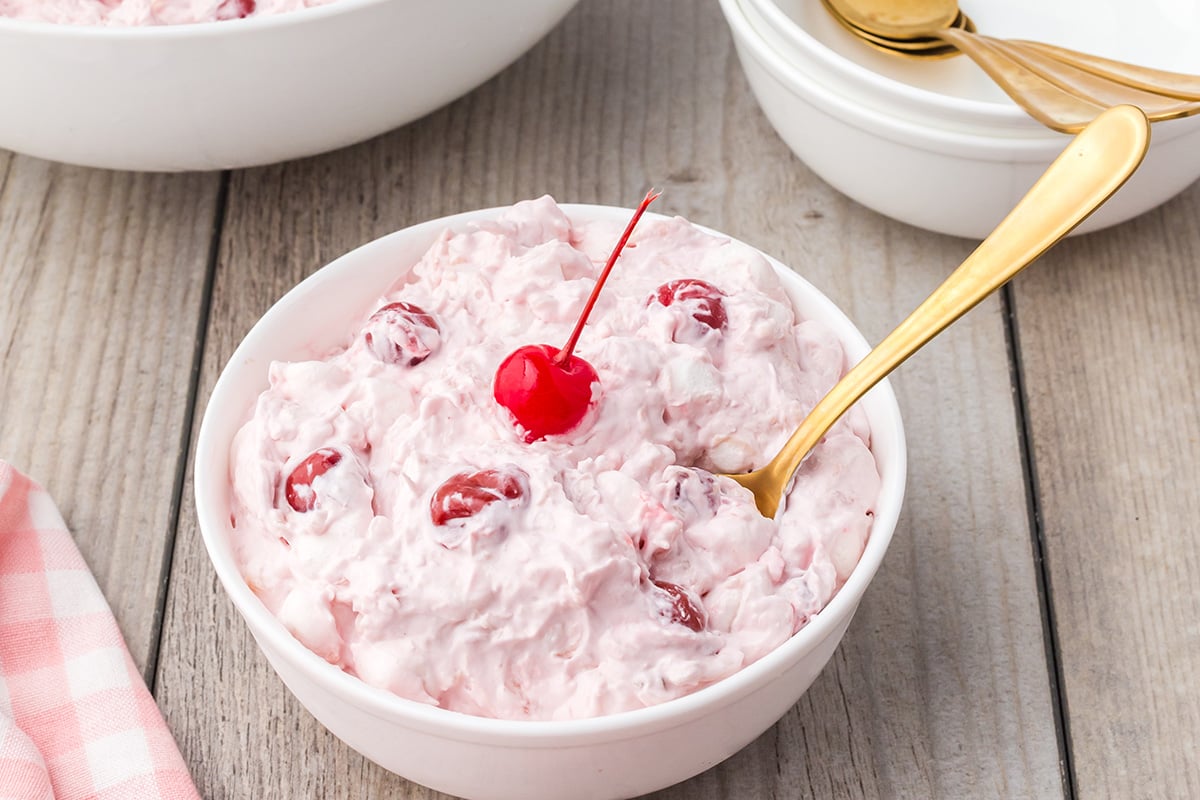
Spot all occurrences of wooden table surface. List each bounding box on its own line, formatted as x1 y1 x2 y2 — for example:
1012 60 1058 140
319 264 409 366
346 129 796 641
2 2 1197 798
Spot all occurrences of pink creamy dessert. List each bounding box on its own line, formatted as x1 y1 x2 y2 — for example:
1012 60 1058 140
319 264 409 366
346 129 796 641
229 197 881 720
0 0 334 25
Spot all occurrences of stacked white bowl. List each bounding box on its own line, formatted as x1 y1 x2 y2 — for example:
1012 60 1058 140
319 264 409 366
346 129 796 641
719 0 1200 238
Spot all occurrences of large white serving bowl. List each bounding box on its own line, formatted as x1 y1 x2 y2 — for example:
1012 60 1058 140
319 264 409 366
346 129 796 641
194 204 907 800
0 0 578 171
724 0 1200 238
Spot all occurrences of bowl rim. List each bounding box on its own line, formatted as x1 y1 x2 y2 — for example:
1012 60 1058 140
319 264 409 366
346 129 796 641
721 0 1077 157
729 0 1200 153
0 0 387 36
194 201 908 745
741 0 1029 125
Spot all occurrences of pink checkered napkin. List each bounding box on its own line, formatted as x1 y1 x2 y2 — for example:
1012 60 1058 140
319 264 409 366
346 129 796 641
0 461 200 800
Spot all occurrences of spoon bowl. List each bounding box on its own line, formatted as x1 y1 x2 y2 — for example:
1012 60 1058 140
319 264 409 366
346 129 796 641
818 0 973 59
725 104 1150 518
830 0 958 39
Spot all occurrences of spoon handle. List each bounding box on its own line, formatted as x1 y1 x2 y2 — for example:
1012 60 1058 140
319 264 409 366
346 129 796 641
932 28 1106 133
763 105 1150 494
1013 40 1200 102
985 36 1200 123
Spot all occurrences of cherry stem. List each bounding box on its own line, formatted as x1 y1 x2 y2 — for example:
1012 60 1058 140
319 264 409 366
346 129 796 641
554 189 661 366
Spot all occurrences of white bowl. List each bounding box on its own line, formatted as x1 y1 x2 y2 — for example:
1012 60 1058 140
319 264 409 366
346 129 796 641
741 0 1031 135
722 0 1200 238
0 0 578 171
745 0 1200 135
194 204 907 800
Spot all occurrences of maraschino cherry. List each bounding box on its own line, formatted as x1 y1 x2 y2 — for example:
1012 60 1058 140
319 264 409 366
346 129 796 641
285 448 342 512
363 301 441 367
430 466 529 526
650 279 728 331
652 579 706 632
493 190 661 442
216 0 255 19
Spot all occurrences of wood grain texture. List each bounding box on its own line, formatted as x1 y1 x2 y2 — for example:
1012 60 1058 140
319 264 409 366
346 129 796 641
1012 181 1200 798
0 153 221 676
155 1 1061 797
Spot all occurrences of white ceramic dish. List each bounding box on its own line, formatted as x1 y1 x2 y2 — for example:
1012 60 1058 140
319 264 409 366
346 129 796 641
194 203 907 800
722 0 1200 238
742 0 1025 135
747 0 1200 135
0 0 579 171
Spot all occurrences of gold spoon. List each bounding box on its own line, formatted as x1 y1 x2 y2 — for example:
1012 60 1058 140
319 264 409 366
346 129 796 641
723 105 1150 518
931 28 1122 132
931 29 1200 131
830 0 959 40
1013 40 1200 101
982 35 1200 125
820 0 972 58
822 0 1200 131
821 4 969 57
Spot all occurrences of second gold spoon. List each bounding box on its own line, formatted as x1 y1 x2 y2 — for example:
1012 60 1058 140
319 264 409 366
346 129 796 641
724 105 1151 518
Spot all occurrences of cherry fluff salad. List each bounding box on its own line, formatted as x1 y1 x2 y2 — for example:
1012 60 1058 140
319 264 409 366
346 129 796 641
229 195 881 720
0 0 335 25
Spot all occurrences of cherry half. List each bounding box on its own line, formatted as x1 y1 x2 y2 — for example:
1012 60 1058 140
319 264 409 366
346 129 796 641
650 278 727 331
363 301 441 367
652 579 706 632
430 467 529 526
285 448 342 512
216 0 256 19
493 190 661 441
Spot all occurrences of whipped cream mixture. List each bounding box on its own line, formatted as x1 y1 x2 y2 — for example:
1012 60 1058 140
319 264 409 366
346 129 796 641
0 0 335 25
230 197 881 720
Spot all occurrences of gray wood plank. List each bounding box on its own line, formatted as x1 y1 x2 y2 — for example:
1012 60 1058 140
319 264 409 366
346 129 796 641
155 1 1063 797
0 153 221 676
1012 181 1200 799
